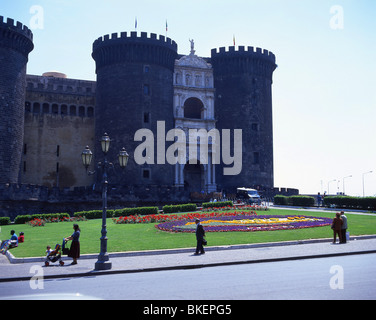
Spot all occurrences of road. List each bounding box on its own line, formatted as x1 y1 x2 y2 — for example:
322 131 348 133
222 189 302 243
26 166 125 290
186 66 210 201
1 254 375 300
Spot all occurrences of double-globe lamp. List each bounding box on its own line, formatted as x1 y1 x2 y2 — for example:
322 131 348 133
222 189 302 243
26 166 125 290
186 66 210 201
81 133 129 270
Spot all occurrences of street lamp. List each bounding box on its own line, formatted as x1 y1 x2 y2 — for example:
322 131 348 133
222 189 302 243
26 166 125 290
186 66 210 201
81 133 129 271
342 175 352 195
328 179 336 196
362 171 373 197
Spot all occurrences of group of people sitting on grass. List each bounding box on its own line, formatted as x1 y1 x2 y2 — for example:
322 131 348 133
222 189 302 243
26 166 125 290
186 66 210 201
0 230 24 255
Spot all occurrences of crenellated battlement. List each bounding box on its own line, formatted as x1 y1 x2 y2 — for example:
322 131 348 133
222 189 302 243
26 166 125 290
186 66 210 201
0 16 33 40
211 46 276 64
92 31 178 72
0 16 34 57
93 31 177 52
211 45 277 78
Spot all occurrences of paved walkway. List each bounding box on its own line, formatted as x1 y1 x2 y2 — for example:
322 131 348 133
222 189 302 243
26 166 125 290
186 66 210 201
1 236 376 282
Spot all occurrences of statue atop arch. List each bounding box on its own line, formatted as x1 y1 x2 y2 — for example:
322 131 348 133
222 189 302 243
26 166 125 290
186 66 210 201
189 38 195 55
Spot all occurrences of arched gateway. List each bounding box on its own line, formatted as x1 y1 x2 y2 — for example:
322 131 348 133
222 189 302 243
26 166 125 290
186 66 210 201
173 41 216 193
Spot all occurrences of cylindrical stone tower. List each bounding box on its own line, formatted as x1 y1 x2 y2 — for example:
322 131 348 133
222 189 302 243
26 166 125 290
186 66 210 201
92 31 178 186
0 16 34 184
211 46 277 192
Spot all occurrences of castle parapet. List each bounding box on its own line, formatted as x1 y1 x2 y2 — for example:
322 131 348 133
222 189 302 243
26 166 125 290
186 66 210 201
92 31 178 72
93 31 177 52
211 45 277 78
0 16 34 57
211 46 276 64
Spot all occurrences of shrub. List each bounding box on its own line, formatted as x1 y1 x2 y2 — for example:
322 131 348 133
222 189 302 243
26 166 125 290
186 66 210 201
323 196 376 210
274 195 288 205
75 207 159 219
0 217 10 225
202 201 233 209
289 196 315 207
274 195 315 207
163 204 197 213
13 213 71 224
14 215 32 224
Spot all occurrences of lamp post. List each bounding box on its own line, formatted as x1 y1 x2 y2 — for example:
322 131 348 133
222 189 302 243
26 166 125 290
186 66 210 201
342 175 352 195
81 133 129 270
328 179 336 196
362 171 373 197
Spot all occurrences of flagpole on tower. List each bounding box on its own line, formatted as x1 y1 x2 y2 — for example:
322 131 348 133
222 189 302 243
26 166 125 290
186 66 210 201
165 19 168 37
135 17 138 32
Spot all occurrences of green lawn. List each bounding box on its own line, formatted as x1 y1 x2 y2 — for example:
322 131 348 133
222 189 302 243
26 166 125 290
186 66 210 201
2 209 375 258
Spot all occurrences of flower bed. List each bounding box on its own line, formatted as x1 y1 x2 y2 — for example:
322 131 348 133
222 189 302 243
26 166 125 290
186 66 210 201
26 215 87 227
155 215 333 233
112 210 257 224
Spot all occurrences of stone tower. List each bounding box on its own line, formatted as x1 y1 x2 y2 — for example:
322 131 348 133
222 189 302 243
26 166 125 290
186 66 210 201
211 46 277 192
92 32 178 186
0 17 34 184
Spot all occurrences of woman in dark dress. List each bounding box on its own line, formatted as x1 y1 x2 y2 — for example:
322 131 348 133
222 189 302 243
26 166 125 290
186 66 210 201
65 224 80 265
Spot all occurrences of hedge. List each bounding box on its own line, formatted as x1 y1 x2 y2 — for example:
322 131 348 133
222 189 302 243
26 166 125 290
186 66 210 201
323 196 376 210
202 201 233 209
274 195 315 207
14 213 70 224
74 206 159 219
0 217 10 225
163 204 197 214
274 195 288 206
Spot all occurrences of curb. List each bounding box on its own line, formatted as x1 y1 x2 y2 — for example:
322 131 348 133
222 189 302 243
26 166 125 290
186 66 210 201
1 235 376 283
2 248 376 283
5 234 376 264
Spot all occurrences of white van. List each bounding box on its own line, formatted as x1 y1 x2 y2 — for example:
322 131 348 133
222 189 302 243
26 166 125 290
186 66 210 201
236 187 261 204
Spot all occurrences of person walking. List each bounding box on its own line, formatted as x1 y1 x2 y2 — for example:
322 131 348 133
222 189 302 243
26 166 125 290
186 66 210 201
331 213 343 244
195 218 206 255
340 211 348 243
65 224 80 265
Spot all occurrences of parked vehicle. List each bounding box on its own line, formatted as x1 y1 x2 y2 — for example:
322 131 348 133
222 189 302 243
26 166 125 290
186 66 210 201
236 187 261 204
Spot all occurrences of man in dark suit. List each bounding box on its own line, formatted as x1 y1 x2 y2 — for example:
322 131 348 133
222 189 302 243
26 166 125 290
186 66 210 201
195 218 206 255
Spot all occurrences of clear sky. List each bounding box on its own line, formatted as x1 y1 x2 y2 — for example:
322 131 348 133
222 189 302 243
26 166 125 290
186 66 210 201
2 0 375 196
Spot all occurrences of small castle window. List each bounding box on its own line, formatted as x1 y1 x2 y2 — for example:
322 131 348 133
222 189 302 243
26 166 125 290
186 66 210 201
143 84 150 95
142 169 151 179
144 112 150 123
251 123 259 131
253 152 260 165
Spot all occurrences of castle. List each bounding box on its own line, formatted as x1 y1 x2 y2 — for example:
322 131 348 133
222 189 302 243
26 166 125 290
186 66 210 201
0 16 281 210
